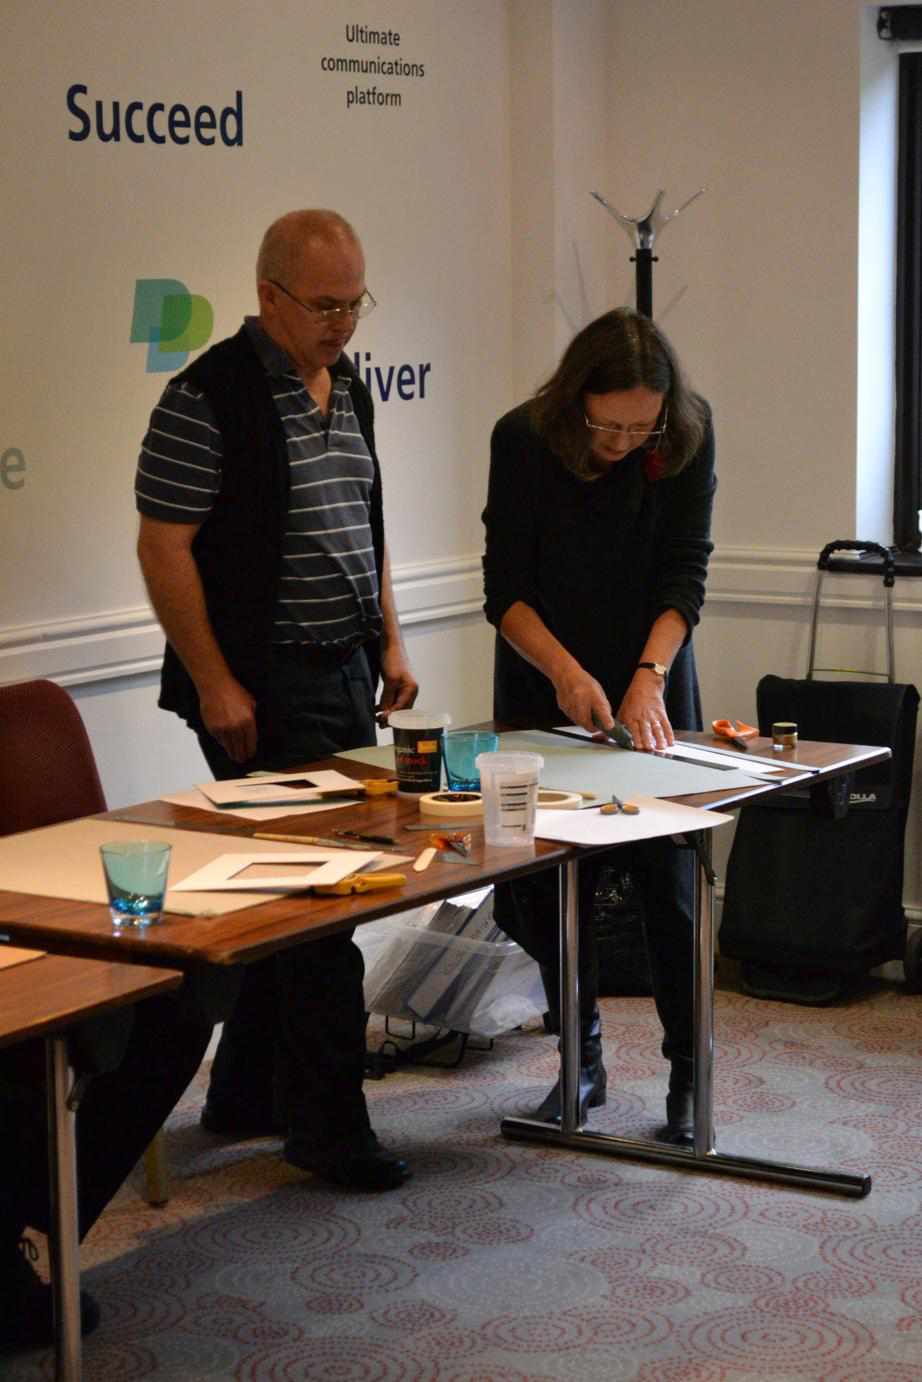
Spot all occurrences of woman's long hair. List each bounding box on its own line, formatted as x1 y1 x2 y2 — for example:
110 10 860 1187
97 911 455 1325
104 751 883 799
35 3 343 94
531 308 707 481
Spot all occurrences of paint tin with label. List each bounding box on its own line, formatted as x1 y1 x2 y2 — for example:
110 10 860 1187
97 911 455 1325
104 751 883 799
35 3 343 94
389 709 452 794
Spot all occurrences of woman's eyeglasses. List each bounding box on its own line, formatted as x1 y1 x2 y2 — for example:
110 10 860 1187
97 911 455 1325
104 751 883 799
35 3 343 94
584 403 668 445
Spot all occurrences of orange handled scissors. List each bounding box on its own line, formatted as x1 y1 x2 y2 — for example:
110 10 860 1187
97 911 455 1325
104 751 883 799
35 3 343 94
711 718 758 750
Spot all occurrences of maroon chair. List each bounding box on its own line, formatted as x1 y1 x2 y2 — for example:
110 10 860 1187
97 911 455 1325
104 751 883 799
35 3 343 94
0 678 170 1203
0 679 106 835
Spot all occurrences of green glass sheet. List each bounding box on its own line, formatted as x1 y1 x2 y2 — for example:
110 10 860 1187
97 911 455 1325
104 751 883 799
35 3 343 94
494 730 763 800
337 730 763 800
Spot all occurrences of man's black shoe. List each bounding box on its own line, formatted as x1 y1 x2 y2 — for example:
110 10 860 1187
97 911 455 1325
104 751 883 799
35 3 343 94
0 1238 100 1352
284 1128 411 1190
200 1099 284 1138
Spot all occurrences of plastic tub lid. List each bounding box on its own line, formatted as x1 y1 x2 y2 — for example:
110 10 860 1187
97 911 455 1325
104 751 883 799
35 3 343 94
388 709 452 730
475 751 544 772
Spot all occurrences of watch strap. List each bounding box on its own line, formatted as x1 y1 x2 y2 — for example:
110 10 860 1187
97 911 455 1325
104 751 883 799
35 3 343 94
637 661 668 677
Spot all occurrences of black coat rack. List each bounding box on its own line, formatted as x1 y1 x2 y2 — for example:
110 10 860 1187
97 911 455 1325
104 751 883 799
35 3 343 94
590 186 707 317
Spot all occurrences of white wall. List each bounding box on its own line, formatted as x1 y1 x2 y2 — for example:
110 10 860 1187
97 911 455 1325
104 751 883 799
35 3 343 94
3 0 920 932
601 0 922 922
1 0 505 804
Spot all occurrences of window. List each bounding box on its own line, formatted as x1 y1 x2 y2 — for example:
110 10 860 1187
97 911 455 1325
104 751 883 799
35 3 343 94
894 49 922 550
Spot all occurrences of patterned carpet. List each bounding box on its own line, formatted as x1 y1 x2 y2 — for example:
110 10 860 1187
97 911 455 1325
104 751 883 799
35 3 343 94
7 968 922 1381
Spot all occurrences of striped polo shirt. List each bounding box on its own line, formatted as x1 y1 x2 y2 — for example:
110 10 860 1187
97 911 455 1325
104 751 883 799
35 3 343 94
135 319 383 650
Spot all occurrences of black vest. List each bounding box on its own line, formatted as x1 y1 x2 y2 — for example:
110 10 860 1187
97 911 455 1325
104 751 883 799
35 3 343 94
157 327 384 728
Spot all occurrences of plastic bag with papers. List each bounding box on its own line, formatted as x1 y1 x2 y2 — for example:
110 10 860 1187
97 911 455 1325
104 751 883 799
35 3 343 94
357 887 545 1037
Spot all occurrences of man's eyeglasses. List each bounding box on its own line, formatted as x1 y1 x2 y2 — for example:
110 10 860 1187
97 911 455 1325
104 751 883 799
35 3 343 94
269 278 377 323
584 402 669 446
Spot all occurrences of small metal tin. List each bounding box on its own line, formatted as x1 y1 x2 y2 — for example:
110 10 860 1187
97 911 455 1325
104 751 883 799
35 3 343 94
772 721 798 751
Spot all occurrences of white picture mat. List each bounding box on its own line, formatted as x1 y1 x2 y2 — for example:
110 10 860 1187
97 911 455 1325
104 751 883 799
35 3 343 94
535 796 733 846
0 819 379 918
196 769 363 808
171 849 378 892
161 786 356 822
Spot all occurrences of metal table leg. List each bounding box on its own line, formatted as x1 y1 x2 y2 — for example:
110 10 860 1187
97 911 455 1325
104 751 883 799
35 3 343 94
558 859 581 1134
46 1035 82 1380
501 844 871 1198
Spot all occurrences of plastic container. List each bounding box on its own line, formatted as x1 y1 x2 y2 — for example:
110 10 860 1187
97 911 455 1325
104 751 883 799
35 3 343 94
388 709 451 795
475 751 543 846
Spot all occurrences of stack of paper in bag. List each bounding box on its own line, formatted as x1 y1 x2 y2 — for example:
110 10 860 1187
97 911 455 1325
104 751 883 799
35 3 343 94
362 888 544 1036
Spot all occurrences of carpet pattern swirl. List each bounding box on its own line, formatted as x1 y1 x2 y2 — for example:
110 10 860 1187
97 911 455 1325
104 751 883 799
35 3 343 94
6 974 922 1380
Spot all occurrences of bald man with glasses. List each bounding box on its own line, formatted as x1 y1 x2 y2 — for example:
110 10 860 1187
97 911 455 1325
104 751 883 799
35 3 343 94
135 209 418 1190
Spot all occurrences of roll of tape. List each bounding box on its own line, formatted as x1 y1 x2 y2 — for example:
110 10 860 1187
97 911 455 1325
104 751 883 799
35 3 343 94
419 791 484 819
418 787 581 817
537 789 582 810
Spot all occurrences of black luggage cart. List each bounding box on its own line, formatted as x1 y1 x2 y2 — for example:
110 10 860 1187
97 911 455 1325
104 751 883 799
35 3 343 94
720 541 921 1001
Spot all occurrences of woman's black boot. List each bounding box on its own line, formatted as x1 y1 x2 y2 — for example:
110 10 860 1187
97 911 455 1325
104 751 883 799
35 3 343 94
533 1007 607 1124
660 1054 694 1144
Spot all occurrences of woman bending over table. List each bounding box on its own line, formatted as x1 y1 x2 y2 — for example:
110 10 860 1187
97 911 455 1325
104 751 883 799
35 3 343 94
482 307 716 1141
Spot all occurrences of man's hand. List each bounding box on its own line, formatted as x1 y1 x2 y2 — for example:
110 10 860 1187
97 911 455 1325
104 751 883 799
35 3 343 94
375 546 418 725
616 671 675 752
377 645 419 725
199 676 259 763
138 515 261 763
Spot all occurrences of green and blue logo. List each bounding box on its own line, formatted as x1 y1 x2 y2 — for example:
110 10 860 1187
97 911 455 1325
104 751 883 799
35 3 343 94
130 279 214 372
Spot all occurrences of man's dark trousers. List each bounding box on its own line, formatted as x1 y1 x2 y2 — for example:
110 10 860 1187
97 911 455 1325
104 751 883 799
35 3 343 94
197 649 377 1145
0 988 211 1247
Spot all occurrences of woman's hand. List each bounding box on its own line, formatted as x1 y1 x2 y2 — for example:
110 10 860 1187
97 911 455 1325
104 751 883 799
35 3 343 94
553 665 613 734
616 670 675 751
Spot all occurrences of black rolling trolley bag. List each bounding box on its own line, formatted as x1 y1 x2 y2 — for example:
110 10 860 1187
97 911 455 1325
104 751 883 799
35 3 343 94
720 541 919 1003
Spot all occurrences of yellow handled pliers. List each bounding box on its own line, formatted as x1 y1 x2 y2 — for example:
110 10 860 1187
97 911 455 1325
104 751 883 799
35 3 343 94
314 871 407 895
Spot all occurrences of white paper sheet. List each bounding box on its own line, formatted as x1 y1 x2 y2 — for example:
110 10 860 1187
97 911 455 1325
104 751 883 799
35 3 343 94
535 795 733 845
171 849 379 892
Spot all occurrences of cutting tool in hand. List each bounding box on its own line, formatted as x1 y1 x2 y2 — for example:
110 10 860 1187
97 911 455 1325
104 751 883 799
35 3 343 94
600 794 640 816
313 871 407 895
711 718 757 751
591 710 635 750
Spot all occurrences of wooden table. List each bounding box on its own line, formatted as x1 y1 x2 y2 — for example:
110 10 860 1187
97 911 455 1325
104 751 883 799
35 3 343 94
0 732 888 1201
0 952 182 1381
0 801 569 969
